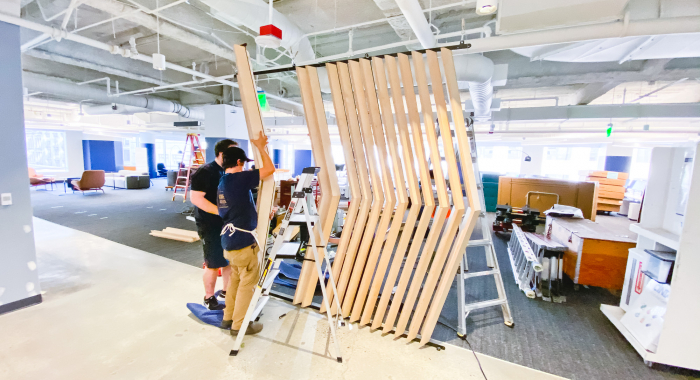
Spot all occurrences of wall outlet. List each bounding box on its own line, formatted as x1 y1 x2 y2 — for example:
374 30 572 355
1 193 12 206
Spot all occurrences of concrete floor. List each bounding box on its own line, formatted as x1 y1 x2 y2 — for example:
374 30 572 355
0 218 565 380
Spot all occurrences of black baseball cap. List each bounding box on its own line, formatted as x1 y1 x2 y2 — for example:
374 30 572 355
222 146 252 169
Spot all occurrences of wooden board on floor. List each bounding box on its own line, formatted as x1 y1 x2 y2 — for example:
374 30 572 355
162 227 199 239
370 54 423 330
394 51 450 338
381 53 436 332
320 62 363 315
233 44 275 262
341 59 385 318
359 56 410 326
150 230 198 243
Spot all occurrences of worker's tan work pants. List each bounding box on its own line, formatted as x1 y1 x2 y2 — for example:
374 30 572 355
223 244 260 330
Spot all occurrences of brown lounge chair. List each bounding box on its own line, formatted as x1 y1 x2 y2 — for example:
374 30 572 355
71 170 106 194
28 167 53 189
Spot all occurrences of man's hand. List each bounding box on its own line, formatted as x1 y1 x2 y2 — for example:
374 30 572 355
251 132 268 149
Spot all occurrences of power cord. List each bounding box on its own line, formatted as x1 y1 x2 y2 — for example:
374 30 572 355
436 319 488 380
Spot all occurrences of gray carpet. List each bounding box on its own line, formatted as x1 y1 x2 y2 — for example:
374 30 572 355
30 182 699 380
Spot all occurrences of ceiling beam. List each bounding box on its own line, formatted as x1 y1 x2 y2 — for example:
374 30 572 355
492 103 700 122
573 81 619 105
505 67 700 89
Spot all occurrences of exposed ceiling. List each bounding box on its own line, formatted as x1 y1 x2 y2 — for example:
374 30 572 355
8 0 700 144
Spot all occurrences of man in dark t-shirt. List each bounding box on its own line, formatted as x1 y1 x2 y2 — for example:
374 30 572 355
190 139 237 310
217 132 275 335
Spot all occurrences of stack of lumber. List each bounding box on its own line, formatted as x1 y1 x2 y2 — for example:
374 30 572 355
587 170 628 212
150 227 200 242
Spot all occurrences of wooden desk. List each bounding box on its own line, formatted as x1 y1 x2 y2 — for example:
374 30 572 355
546 216 636 289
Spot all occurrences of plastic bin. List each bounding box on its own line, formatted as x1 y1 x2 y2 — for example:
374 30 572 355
642 249 676 284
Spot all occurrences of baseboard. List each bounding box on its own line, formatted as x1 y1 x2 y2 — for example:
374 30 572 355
0 294 42 316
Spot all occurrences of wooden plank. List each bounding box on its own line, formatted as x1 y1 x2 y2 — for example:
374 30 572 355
418 48 482 345
150 230 197 243
330 61 372 316
163 227 199 239
381 53 436 332
341 59 385 317
299 66 341 307
598 185 626 196
359 57 410 326
349 58 397 322
588 170 629 180
369 55 422 330
598 197 623 205
319 63 363 315
394 51 450 338
406 49 466 341
598 190 625 199
586 177 627 186
233 45 275 263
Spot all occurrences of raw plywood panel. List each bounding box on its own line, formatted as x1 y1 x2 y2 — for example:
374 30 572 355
418 48 482 345
586 177 627 186
350 58 396 322
233 45 275 256
341 59 385 317
320 63 363 315
381 53 436 332
406 50 466 341
394 51 450 338
359 57 409 326
370 55 422 330
332 62 373 316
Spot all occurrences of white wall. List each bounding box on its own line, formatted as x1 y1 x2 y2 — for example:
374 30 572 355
520 145 544 177
65 131 84 177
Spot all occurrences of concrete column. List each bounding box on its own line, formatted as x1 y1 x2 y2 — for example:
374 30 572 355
0 19 42 315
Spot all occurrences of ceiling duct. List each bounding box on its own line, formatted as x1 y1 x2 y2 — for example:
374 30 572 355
202 0 315 63
454 54 495 121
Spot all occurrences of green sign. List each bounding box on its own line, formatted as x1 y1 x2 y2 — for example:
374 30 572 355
257 91 270 112
606 123 613 137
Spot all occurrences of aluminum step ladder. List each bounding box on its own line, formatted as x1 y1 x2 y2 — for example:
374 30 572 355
457 116 514 338
229 167 346 362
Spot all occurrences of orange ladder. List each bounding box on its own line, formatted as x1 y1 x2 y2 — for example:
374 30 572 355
172 133 205 202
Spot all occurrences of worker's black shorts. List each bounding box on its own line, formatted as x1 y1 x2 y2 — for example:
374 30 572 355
197 222 229 269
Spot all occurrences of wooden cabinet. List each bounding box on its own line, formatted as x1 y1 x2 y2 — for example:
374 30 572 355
497 177 599 220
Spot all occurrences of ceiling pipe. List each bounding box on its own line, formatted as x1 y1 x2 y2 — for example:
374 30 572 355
23 72 205 120
394 0 437 49
454 54 494 120
83 104 151 115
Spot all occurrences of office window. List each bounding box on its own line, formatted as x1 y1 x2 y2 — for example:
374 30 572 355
542 146 603 180
25 130 68 172
476 146 522 175
630 148 651 180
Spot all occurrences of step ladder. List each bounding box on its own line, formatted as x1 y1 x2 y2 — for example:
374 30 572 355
230 167 346 362
172 133 205 202
456 116 514 338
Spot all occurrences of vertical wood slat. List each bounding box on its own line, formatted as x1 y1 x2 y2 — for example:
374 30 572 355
319 63 363 315
381 53 436 331
349 58 397 322
419 48 482 345
342 59 385 317
359 57 410 326
331 61 373 316
232 45 275 255
394 51 451 337
370 55 423 330
406 49 466 341
300 66 341 307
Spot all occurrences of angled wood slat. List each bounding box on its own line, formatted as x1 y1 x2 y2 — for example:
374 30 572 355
232 45 275 256
341 59 385 318
359 57 409 326
370 55 423 330
330 61 373 316
381 53 436 332
319 63 362 316
294 66 341 306
349 58 397 322
394 51 452 338
406 50 466 341
418 48 482 345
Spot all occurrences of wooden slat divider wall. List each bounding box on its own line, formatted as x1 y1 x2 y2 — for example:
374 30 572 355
371 54 425 330
232 45 275 259
393 51 451 337
341 60 385 317
359 57 409 326
319 63 363 315
331 62 373 316
349 59 398 322
381 53 436 331
405 50 466 341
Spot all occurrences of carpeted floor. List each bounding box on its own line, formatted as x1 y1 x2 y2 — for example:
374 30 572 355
30 181 700 380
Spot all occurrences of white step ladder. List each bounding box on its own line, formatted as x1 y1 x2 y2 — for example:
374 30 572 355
456 116 514 338
229 167 346 362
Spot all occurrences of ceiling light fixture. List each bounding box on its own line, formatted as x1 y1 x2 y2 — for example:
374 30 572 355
256 0 282 49
153 0 166 71
475 0 498 15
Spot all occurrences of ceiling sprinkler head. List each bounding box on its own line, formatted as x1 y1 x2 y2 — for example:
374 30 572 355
475 0 497 15
489 123 495 134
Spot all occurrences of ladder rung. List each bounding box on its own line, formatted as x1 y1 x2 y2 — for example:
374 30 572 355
463 298 508 312
463 269 499 279
467 239 491 247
